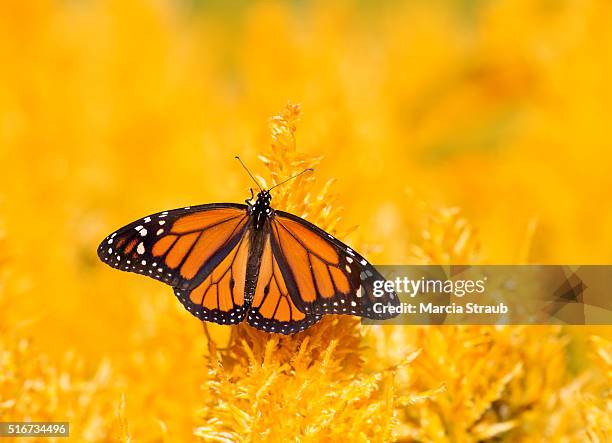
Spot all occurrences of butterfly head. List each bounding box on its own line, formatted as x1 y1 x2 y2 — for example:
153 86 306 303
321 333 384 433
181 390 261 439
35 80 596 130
250 190 273 230
235 155 312 226
255 190 272 207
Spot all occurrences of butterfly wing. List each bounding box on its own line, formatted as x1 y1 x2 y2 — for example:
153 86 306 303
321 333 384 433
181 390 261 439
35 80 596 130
98 203 253 326
173 228 252 325
268 210 399 320
97 203 249 288
248 230 322 334
247 211 399 334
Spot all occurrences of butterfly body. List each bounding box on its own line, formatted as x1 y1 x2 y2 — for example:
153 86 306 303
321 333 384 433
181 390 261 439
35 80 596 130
98 190 399 334
242 192 273 311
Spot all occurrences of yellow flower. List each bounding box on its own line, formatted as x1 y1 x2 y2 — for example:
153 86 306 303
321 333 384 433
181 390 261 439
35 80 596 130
195 104 402 442
0 230 120 441
373 212 608 442
582 336 611 442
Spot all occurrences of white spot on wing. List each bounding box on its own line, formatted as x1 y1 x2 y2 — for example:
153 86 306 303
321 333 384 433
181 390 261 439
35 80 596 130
137 242 145 254
139 229 147 237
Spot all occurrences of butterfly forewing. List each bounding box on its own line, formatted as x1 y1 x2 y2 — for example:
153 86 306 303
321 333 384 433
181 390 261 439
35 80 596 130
97 204 248 290
269 211 399 320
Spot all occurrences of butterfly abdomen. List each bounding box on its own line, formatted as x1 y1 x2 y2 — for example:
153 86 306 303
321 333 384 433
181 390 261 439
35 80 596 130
243 218 269 306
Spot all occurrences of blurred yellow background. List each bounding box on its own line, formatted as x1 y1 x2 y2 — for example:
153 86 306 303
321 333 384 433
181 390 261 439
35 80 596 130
1 0 611 441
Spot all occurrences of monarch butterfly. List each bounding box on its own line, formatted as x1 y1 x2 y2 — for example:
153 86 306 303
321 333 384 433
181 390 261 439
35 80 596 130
97 157 399 334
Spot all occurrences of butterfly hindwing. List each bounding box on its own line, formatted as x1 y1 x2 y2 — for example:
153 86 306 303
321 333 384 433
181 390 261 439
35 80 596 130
248 232 322 334
269 211 399 320
174 230 251 325
97 204 248 290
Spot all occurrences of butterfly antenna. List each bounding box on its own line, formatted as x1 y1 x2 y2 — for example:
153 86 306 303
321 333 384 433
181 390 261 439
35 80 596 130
268 168 314 192
235 156 264 191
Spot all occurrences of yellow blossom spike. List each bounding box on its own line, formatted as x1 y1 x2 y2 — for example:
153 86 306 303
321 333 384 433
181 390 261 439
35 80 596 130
194 106 404 441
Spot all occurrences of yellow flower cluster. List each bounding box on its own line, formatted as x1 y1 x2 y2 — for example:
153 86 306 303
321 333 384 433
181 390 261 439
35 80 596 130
196 320 397 442
0 235 119 441
1 0 611 441
583 336 612 442
194 105 610 442
194 104 413 442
